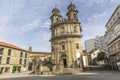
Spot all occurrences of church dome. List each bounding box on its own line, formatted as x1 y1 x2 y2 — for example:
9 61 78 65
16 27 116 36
52 7 60 14
67 2 76 10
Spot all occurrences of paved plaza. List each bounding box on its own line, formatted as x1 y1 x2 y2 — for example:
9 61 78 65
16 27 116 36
0 71 120 80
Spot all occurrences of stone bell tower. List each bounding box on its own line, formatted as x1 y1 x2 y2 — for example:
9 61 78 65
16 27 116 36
50 3 83 68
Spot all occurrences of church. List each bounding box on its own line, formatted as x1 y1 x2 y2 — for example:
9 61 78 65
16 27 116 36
50 2 83 68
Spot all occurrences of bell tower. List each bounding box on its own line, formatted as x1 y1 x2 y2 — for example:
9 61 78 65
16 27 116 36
66 2 79 21
50 6 62 24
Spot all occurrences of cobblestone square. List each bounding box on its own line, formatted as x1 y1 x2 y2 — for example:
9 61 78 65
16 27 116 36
1 71 120 80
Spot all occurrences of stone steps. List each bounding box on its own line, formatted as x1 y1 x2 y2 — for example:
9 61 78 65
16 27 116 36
62 68 80 75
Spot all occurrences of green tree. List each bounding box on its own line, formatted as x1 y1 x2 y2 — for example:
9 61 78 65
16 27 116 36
31 56 42 74
28 62 32 71
97 52 105 61
93 57 97 65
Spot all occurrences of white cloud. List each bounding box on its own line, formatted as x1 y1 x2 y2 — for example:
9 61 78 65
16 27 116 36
21 20 39 31
0 15 11 40
83 11 107 25
110 0 119 2
91 0 105 4
82 11 107 49
81 0 107 6
14 20 51 35
92 12 106 19
41 20 51 29
38 30 51 41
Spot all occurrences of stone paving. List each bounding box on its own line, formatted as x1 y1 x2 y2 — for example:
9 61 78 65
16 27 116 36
0 71 120 80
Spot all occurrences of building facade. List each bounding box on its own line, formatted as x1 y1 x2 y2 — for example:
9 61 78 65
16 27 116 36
50 3 83 68
95 36 108 56
85 36 108 54
85 36 108 65
29 51 51 62
85 39 95 53
105 5 120 70
0 42 29 75
29 51 51 74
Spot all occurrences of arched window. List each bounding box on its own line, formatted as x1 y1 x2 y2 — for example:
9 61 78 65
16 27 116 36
73 14 76 19
61 27 64 33
76 43 79 49
56 18 59 21
74 26 77 33
61 44 65 50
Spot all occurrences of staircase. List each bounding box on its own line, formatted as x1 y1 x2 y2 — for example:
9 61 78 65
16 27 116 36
62 68 80 75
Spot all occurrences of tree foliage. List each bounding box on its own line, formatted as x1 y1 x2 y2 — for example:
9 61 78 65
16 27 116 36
97 52 105 61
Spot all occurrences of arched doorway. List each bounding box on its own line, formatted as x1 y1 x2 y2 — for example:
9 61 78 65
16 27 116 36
61 54 67 68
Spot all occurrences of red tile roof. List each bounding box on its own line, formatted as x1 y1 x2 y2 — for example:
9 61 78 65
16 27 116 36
0 41 27 51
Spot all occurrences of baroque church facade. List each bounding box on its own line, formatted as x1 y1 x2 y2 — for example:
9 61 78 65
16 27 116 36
50 3 83 68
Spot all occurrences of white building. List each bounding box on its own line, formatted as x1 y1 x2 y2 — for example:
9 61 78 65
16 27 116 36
85 39 95 53
85 36 108 65
85 36 107 54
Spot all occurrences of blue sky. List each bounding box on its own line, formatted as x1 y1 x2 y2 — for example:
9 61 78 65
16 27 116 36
0 0 119 52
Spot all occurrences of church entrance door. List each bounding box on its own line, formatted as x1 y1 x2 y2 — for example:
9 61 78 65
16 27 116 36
61 53 67 68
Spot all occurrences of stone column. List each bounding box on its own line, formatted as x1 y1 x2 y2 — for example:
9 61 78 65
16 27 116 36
66 40 70 67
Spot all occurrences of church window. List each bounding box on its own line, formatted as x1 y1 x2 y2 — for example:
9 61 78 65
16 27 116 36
61 27 64 33
56 29 58 35
52 46 54 52
74 26 77 33
61 45 65 50
56 18 59 21
73 14 76 19
76 43 79 49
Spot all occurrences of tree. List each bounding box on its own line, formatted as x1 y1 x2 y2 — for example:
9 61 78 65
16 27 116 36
43 57 55 71
31 56 42 74
28 62 32 71
93 57 97 65
97 52 105 61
